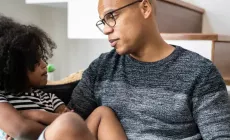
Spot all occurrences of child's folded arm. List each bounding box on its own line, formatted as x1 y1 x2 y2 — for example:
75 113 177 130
0 102 45 140
54 104 72 114
20 110 60 126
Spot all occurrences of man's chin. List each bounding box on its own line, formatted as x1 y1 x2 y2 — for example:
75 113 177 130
115 48 128 56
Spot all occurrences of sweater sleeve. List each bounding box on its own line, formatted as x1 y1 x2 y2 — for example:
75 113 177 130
192 63 230 140
68 56 101 119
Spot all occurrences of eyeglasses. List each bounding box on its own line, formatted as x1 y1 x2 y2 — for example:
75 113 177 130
96 0 143 33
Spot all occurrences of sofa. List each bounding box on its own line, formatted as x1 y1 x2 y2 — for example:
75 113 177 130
38 80 79 105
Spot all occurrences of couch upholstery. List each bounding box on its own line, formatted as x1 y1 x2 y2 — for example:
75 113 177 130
38 80 79 104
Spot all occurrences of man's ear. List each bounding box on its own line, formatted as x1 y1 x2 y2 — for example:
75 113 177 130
140 0 152 19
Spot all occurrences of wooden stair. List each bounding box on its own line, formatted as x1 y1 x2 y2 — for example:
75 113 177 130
156 0 204 33
158 0 230 89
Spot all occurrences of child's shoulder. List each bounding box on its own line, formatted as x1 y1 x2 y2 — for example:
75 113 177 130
0 91 7 102
30 89 51 98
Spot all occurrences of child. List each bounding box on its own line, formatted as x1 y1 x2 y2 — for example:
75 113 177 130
0 15 127 140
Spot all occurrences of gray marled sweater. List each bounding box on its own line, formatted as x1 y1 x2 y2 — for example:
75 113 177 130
68 46 230 140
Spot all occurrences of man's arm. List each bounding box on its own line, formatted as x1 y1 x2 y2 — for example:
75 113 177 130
0 103 45 140
192 64 230 139
68 58 100 119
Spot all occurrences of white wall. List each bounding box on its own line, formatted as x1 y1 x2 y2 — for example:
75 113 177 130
67 39 111 74
0 0 111 80
182 0 230 35
68 0 105 39
26 0 67 4
0 0 42 27
0 0 67 80
40 7 111 79
39 7 70 80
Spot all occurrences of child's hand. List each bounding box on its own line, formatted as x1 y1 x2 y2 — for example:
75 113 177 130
5 134 13 140
61 107 74 114
55 104 74 114
62 107 69 113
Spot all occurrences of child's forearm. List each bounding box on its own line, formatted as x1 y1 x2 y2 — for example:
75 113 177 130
4 116 45 140
38 111 60 125
6 110 54 139
20 110 60 125
16 119 45 140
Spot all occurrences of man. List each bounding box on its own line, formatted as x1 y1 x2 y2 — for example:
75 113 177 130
68 0 230 139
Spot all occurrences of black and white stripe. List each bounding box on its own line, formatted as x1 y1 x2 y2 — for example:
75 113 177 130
0 89 64 112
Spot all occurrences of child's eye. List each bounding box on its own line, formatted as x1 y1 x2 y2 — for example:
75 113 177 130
35 59 43 67
35 62 40 67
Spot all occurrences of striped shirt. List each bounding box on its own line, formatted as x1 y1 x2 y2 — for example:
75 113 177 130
0 89 64 139
0 89 64 112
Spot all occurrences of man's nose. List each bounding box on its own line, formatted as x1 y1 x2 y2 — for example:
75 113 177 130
103 24 114 35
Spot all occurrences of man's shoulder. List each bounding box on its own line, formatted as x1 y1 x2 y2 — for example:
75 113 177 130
178 46 218 74
179 47 214 66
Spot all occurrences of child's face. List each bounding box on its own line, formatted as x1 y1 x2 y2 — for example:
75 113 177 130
27 59 48 87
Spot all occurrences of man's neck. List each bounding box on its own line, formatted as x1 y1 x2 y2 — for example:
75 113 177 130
130 40 175 63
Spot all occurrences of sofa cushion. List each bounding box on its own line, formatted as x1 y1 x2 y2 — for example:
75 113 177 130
38 80 79 104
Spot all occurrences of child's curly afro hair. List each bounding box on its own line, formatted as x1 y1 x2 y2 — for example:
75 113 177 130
0 15 57 93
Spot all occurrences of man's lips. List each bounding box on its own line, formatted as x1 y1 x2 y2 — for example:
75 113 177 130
109 39 119 43
109 39 119 47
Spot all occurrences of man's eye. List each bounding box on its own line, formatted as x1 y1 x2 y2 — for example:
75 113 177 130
106 14 113 19
112 14 118 19
108 13 113 17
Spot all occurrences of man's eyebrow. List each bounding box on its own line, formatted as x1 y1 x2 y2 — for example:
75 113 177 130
99 9 116 19
104 9 115 15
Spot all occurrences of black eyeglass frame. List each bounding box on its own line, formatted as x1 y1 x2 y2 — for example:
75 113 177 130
96 0 143 33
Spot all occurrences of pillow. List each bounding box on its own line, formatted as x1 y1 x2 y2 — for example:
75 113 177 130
39 70 83 104
38 80 79 104
47 70 83 85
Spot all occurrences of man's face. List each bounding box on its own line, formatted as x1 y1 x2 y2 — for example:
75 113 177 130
98 0 144 55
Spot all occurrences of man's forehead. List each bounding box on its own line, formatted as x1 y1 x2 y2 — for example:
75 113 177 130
98 0 120 14
98 0 132 16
